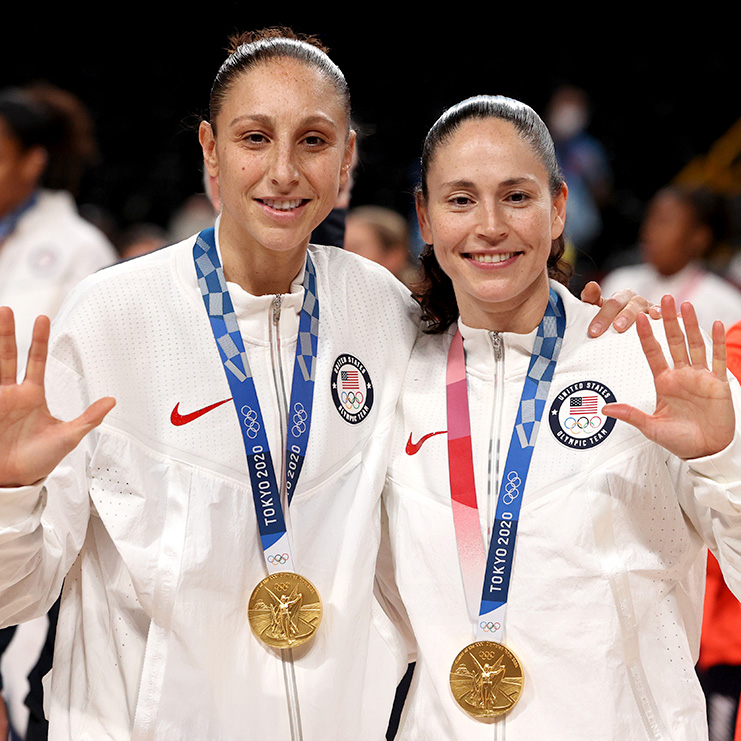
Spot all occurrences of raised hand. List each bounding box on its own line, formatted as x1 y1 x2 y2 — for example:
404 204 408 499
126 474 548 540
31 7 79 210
581 282 661 338
0 307 115 488
602 295 734 460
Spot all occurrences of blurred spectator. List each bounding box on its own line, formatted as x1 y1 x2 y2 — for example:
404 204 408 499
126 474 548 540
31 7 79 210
167 192 218 244
0 81 117 741
696 320 741 741
117 223 169 261
546 85 613 264
344 205 419 287
0 83 117 362
600 185 741 333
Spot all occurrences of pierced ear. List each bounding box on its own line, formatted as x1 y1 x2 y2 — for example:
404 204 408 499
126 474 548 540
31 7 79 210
340 130 357 188
551 182 569 240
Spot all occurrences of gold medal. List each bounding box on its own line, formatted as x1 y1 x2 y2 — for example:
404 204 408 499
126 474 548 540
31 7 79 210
248 572 322 649
449 641 524 720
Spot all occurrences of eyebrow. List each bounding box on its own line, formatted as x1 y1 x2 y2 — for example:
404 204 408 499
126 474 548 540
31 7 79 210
228 112 338 129
439 176 537 190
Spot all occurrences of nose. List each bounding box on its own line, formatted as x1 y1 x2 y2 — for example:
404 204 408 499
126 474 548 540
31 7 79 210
476 202 508 243
268 141 300 190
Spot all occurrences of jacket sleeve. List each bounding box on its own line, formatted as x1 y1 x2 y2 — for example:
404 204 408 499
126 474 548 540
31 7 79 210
0 354 94 628
675 366 741 602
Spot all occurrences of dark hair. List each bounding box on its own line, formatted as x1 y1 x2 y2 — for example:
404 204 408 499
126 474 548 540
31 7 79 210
0 83 97 196
208 27 351 134
658 184 729 247
414 95 573 333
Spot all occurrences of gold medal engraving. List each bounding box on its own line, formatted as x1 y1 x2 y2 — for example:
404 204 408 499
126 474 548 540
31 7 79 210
248 572 322 649
449 641 524 720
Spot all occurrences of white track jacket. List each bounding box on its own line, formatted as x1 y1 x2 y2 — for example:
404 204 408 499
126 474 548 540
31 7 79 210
383 281 741 740
0 231 418 740
0 189 117 364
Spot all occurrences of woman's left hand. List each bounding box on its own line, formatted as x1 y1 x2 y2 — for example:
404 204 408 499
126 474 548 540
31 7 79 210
602 295 735 460
581 281 660 337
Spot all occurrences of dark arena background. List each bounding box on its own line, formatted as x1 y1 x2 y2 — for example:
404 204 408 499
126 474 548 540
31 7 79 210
1 11 739 290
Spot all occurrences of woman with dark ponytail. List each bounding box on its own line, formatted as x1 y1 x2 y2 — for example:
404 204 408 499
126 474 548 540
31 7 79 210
382 94 741 739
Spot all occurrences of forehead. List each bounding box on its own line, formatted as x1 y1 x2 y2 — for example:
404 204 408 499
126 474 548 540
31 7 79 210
220 57 346 126
429 118 545 183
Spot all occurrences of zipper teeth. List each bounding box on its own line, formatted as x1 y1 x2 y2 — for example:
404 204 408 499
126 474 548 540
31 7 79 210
270 294 289 499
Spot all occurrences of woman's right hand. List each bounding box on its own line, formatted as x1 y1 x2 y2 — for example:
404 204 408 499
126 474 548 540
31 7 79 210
0 307 115 488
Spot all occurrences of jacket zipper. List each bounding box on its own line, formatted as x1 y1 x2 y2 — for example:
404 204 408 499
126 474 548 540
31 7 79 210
269 293 304 741
486 331 505 546
489 332 508 741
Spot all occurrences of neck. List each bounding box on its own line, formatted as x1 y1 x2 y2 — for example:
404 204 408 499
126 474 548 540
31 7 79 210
218 224 307 296
457 275 552 334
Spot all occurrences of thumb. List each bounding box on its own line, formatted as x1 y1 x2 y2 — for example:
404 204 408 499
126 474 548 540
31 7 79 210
602 402 650 431
60 397 116 449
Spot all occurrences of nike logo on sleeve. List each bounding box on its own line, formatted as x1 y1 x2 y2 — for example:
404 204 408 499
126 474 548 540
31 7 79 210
405 430 447 455
170 398 232 426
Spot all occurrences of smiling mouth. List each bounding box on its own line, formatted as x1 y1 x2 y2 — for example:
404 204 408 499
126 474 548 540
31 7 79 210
466 252 520 264
258 198 309 211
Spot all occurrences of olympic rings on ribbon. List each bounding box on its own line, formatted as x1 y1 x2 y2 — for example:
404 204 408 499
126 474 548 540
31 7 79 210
502 470 521 505
479 621 501 633
240 405 261 439
291 402 308 437
340 390 364 410
267 553 290 565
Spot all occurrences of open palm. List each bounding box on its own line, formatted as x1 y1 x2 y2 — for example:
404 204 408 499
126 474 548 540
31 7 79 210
603 296 735 461
0 307 115 487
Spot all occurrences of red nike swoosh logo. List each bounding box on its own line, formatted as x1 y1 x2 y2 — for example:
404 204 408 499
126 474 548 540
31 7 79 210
171 398 232 426
405 430 447 455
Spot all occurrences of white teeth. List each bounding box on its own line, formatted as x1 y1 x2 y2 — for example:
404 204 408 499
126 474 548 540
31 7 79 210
470 253 516 263
262 198 303 211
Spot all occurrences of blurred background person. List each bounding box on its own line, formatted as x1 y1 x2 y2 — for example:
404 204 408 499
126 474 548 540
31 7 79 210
600 184 741 333
696 319 741 741
0 83 117 361
117 222 169 261
546 84 613 283
344 204 420 287
0 81 116 741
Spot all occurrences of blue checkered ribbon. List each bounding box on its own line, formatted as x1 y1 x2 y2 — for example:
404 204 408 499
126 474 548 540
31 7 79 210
477 289 565 637
193 228 319 569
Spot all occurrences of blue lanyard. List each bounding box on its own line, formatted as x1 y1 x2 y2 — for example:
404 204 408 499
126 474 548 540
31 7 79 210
0 191 38 243
447 288 565 641
193 228 319 570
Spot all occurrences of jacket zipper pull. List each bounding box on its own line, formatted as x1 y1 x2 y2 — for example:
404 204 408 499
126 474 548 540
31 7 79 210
490 331 503 361
272 294 283 325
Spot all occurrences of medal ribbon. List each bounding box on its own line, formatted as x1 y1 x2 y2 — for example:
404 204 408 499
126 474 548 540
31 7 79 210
446 289 565 643
194 227 319 575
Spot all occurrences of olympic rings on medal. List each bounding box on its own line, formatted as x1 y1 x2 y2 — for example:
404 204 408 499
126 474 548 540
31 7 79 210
340 390 364 410
479 650 499 660
291 402 308 437
479 621 501 633
267 553 290 565
502 470 521 505
240 405 261 439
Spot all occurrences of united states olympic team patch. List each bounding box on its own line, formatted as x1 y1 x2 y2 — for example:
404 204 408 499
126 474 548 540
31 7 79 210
549 380 616 449
331 354 374 424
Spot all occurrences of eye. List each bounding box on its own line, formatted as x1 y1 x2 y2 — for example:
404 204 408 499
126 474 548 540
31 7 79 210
242 132 269 146
506 191 530 204
448 194 474 208
302 133 330 148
